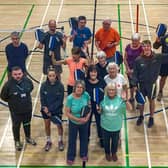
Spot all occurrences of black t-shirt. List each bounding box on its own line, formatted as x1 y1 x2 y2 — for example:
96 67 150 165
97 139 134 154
41 31 63 62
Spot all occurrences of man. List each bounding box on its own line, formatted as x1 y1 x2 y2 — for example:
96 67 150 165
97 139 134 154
38 19 67 78
95 18 120 63
5 31 29 78
132 40 168 128
0 66 36 151
153 34 168 101
69 16 92 58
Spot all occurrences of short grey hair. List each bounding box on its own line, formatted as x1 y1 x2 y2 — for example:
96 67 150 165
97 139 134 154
106 62 119 73
96 51 106 58
102 17 112 24
11 31 20 38
131 33 140 40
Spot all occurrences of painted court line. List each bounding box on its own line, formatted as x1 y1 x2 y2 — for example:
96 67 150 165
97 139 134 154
16 0 52 167
128 0 134 33
17 0 64 167
0 4 35 149
141 0 153 167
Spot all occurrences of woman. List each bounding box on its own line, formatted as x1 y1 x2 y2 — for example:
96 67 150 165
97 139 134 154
124 33 143 105
99 83 126 162
104 62 127 97
51 46 88 95
40 67 64 152
85 65 106 147
95 51 108 79
65 80 91 165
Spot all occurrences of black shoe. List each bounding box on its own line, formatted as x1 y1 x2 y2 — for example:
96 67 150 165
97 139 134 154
148 117 154 128
26 137 37 146
136 116 144 126
44 141 52 151
15 141 23 151
58 140 64 151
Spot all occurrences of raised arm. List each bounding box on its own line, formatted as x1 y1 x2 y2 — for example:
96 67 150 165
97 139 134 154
51 53 66 65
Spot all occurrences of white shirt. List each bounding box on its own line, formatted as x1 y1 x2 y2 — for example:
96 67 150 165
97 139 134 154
104 73 127 96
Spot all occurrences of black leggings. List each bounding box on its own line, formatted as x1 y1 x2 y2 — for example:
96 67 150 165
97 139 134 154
102 128 120 155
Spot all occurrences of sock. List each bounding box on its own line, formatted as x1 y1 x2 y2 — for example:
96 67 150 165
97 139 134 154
46 136 51 142
58 135 62 142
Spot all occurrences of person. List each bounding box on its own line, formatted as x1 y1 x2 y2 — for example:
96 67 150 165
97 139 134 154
85 65 106 147
132 40 168 128
38 19 67 78
0 66 36 151
124 33 143 106
50 46 88 95
40 67 64 152
5 31 29 78
104 62 127 97
95 18 120 63
95 51 108 79
69 16 92 58
98 83 126 161
153 34 168 101
65 80 91 166
104 62 129 146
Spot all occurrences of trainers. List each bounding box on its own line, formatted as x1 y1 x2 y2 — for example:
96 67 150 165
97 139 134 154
44 141 52 151
148 117 154 128
112 153 118 161
136 115 144 126
81 156 88 162
105 154 111 161
58 141 64 151
67 160 74 166
26 137 37 146
157 92 163 101
15 141 23 151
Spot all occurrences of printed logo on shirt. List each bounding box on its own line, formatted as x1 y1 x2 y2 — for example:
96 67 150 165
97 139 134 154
44 91 47 95
20 93 26 98
140 63 145 67
13 92 18 95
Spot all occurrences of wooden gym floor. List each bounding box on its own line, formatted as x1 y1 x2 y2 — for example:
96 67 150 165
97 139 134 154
0 0 168 167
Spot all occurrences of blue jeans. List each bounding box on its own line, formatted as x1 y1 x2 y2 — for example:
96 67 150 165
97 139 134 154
88 103 102 141
67 120 89 161
102 128 120 155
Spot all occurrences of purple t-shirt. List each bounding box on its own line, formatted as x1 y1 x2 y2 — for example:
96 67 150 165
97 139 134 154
125 44 143 69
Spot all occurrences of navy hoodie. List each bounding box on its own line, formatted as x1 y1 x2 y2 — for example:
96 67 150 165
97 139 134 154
40 79 64 115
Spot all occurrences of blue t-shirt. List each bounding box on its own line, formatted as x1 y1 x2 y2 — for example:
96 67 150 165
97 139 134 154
66 91 90 124
5 42 28 72
71 27 92 48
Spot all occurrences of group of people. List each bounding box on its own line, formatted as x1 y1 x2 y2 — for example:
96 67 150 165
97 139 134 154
0 15 168 166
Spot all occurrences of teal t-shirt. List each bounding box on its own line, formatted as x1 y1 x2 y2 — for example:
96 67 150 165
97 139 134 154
66 91 90 124
100 95 126 131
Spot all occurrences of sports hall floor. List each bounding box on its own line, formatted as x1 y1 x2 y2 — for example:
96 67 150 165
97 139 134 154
0 0 168 167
